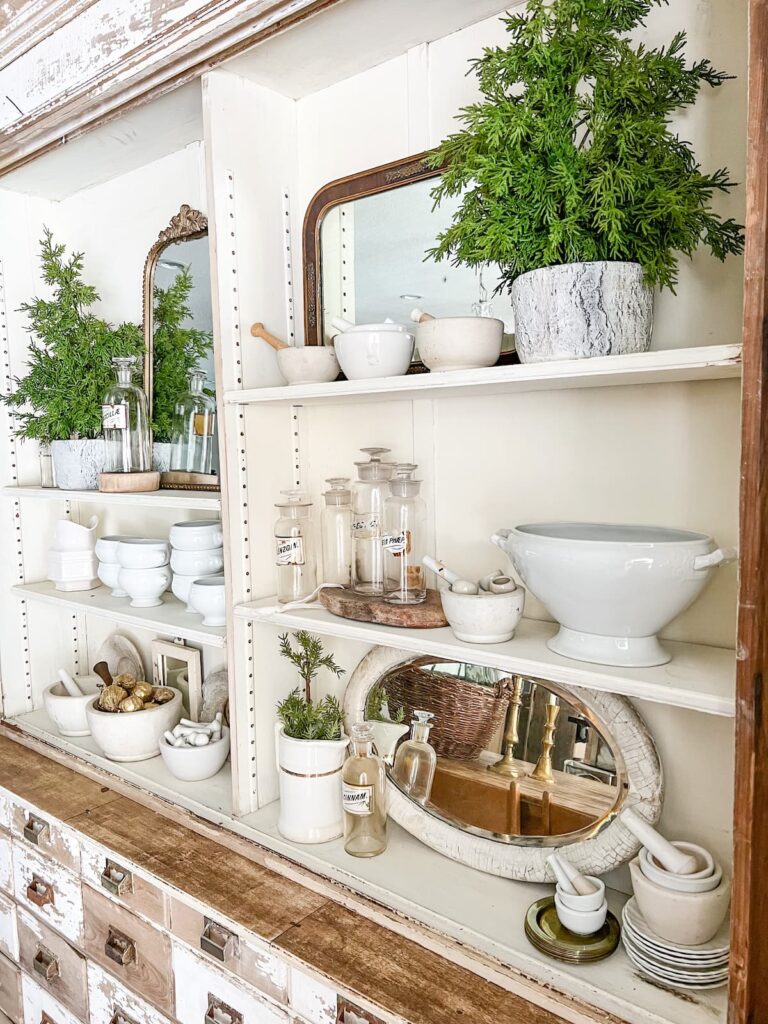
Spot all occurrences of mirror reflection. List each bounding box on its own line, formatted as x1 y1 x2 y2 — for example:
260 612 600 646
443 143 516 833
319 178 515 348
372 660 623 845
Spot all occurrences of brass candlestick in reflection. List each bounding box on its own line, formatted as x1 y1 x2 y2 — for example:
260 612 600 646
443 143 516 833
531 697 561 785
487 676 526 777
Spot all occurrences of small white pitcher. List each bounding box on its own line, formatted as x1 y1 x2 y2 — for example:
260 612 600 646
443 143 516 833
275 724 349 844
51 515 99 553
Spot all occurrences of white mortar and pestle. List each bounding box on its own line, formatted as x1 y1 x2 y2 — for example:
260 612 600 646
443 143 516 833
43 669 102 737
411 308 504 372
251 322 340 385
548 852 608 935
422 556 525 643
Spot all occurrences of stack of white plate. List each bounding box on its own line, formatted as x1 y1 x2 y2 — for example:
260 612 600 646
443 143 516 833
621 898 729 990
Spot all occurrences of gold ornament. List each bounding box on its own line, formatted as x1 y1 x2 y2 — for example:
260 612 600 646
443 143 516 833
131 681 154 702
153 687 175 704
114 673 138 690
118 695 145 713
98 685 128 712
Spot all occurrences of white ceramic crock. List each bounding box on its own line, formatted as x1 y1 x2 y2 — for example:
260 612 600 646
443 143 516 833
117 539 170 569
188 576 226 626
51 439 106 491
43 674 101 737
97 560 127 597
86 689 183 762
170 546 224 576
169 520 224 551
171 573 198 610
277 347 340 385
492 523 737 667
118 565 172 608
415 316 503 371
334 329 414 380
95 535 134 563
276 724 349 843
159 727 231 781
440 587 525 643
629 858 730 946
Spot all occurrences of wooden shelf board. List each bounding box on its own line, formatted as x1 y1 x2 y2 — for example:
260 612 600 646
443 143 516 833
236 598 735 716
225 344 742 407
13 581 226 648
2 486 221 510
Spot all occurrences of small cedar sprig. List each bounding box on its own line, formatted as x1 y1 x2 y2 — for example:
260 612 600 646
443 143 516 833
365 684 405 724
276 632 346 743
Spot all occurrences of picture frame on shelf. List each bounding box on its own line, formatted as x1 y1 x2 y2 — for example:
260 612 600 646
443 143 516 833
152 639 202 721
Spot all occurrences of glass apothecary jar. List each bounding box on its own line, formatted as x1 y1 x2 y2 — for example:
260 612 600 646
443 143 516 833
170 370 217 475
351 447 394 596
383 462 427 604
393 710 437 805
274 490 317 603
342 722 387 858
101 356 151 474
322 477 352 587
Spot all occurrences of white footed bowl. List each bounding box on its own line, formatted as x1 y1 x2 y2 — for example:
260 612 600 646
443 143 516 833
440 587 525 644
334 330 414 380
97 561 127 597
277 347 340 385
118 565 172 608
159 727 231 781
189 576 226 626
95 535 134 563
86 689 183 762
117 539 170 569
171 546 224 576
171 573 198 611
416 316 503 371
43 675 101 737
169 520 224 551
492 523 736 667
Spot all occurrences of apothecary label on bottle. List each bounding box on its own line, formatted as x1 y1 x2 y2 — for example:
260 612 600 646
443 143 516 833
381 530 409 555
342 782 374 816
276 537 305 566
352 513 379 534
101 403 128 430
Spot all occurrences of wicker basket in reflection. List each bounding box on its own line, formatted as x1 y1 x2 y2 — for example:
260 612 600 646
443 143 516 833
383 664 509 761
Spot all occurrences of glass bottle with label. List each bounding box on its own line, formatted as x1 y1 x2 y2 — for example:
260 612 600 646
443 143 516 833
274 490 316 603
101 356 151 474
351 447 394 596
170 369 217 475
393 710 437 805
342 722 387 857
321 477 352 587
383 463 427 604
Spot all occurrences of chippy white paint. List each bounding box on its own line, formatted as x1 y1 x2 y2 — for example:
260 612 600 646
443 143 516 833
289 967 337 1024
9 794 83 872
0 830 11 893
12 839 84 943
88 961 172 1024
21 972 81 1024
0 890 17 960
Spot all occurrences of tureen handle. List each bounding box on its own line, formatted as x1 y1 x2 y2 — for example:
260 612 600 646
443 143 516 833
693 546 738 571
490 529 513 550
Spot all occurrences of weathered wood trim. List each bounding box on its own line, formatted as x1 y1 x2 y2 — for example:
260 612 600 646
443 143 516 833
0 0 99 73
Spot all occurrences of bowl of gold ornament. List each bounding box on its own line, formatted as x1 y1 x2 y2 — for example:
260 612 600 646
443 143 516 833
86 678 182 762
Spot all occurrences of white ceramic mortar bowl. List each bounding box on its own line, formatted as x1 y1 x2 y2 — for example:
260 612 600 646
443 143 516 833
334 330 414 380
170 546 224 576
43 675 102 737
440 587 525 643
159 727 231 781
554 893 609 936
118 565 172 608
555 877 606 913
629 858 731 946
169 521 224 551
86 688 183 762
188 576 226 626
640 843 720 892
277 347 340 385
416 317 503 371
117 539 170 569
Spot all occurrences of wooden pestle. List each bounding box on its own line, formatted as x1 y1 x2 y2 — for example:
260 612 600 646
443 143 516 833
250 322 289 350
92 661 113 688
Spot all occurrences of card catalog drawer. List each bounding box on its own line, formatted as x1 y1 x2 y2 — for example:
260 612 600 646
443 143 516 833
0 952 21 1023
21 972 81 1024
80 842 169 929
9 801 79 874
82 886 172 1016
17 906 88 1021
0 894 18 962
172 943 288 1024
288 969 337 1024
88 963 173 1024
12 843 83 945
170 898 287 1003
0 832 13 895
0 793 12 832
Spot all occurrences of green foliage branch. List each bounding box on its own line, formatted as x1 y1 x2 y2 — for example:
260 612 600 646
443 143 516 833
276 631 346 741
428 0 744 292
365 684 405 724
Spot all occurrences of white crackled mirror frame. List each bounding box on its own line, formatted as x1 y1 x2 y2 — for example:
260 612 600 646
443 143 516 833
343 646 663 882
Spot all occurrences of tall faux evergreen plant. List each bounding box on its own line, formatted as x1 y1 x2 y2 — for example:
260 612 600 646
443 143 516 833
428 0 744 292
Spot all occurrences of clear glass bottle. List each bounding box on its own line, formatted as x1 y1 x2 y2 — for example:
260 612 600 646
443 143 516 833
351 447 395 596
170 369 217 475
39 444 55 488
383 463 427 604
321 477 352 587
342 722 387 857
274 490 316 603
393 710 437 805
101 356 151 474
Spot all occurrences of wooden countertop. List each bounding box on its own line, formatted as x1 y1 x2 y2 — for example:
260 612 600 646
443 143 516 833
0 733 578 1024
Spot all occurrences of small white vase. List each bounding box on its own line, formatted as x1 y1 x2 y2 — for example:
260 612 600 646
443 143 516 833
51 439 106 491
153 442 172 474
276 724 348 843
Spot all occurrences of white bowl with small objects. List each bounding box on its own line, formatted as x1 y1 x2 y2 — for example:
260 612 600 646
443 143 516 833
170 546 224 576
188 576 226 626
86 688 183 762
43 674 102 737
159 723 230 781
169 520 224 551
440 587 525 643
116 539 170 569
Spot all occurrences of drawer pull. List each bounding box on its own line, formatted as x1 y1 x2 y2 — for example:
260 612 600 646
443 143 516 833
24 815 49 845
105 926 136 967
109 1006 139 1024
41 1013 58 1024
33 944 60 982
200 919 239 963
205 996 243 1024
26 875 55 908
101 860 133 897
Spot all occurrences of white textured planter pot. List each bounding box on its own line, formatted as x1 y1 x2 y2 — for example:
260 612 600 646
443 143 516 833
51 439 106 491
276 725 348 843
153 442 172 473
511 261 653 363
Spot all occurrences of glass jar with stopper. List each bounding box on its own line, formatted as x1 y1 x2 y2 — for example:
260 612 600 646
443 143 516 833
170 369 217 476
101 356 152 475
393 710 437 804
342 722 387 857
351 447 395 596
274 490 316 603
321 477 352 587
383 462 427 604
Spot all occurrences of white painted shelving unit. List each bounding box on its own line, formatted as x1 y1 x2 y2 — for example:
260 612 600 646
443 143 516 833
2 486 221 511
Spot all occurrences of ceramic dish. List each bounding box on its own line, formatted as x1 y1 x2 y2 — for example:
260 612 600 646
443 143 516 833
440 587 525 643
188 576 226 626
334 329 414 380
159 726 230 781
556 877 606 913
621 932 728 983
118 565 172 608
554 892 608 936
86 688 182 762
43 674 102 737
622 897 730 956
94 634 144 680
116 539 170 569
95 535 134 563
415 316 503 371
640 845 722 892
170 546 224 576
169 520 224 551
277 346 340 385
524 896 620 964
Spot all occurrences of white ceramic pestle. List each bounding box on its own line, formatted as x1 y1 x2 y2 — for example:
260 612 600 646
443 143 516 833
621 808 700 875
57 669 84 698
554 852 600 895
422 556 462 586
547 853 578 896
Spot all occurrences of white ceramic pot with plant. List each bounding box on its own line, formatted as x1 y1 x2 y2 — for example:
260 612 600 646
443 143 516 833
427 1 744 364
274 630 348 844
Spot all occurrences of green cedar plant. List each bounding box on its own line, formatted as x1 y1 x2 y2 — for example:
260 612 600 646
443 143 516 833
428 0 744 292
152 266 213 443
276 631 345 741
2 230 143 443
365 684 405 724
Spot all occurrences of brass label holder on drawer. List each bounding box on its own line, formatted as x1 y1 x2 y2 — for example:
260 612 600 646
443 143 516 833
105 926 137 967
33 944 60 982
205 995 243 1024
200 919 239 963
40 1012 58 1024
24 816 49 846
26 875 55 908
101 860 134 897
109 1005 139 1024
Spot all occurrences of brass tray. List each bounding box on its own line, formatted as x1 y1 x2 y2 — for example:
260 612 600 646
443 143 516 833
525 896 620 964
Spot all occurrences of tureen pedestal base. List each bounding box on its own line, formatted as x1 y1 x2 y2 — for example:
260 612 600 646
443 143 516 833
547 626 671 668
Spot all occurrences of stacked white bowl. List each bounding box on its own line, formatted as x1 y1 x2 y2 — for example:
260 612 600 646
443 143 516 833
116 539 171 608
95 535 134 597
169 520 225 620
